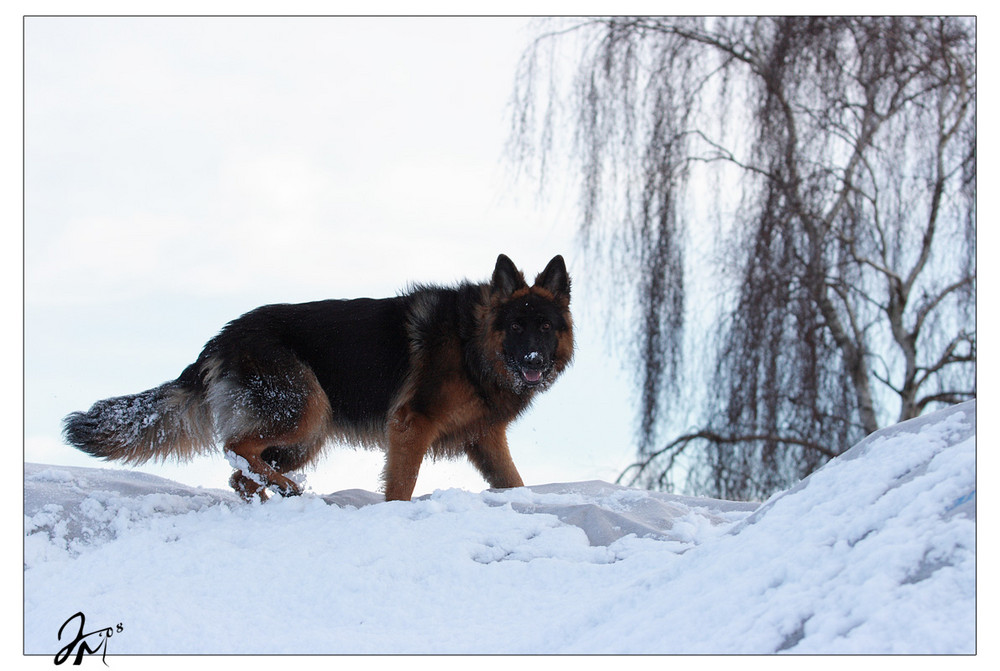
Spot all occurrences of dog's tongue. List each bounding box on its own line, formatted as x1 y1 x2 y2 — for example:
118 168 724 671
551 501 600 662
523 368 542 383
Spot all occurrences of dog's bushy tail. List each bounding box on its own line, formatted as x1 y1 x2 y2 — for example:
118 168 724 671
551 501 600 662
63 376 214 465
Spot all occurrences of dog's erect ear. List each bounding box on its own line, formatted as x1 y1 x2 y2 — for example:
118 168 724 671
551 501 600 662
534 255 571 300
491 254 528 297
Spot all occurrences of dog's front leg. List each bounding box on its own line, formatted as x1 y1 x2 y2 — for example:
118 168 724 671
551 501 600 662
383 406 435 501
465 423 524 490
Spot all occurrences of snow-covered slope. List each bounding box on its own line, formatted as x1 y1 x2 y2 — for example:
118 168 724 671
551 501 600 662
23 401 975 655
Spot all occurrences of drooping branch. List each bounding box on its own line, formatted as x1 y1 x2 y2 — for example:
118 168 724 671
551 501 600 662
617 429 839 488
510 17 976 499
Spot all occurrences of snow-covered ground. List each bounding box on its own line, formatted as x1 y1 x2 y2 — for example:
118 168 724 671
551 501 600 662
24 401 975 655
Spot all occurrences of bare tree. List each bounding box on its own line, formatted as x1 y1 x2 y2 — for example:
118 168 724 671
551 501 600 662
510 17 975 499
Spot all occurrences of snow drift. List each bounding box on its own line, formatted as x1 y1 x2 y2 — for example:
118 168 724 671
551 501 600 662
24 401 975 654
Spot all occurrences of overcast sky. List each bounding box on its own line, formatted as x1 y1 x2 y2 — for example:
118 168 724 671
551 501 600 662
23 16 639 496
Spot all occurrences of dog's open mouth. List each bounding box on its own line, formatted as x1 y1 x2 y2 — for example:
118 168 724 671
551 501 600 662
520 367 544 385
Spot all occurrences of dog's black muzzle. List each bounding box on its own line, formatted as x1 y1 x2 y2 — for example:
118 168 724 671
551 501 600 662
519 351 549 387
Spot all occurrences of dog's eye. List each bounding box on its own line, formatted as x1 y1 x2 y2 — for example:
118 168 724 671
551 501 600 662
510 322 523 333
540 321 551 332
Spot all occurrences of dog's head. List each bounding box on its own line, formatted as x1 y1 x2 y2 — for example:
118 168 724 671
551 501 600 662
488 254 574 392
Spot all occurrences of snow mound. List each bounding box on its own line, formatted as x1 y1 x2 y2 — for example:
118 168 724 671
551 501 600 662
23 401 974 654
24 466 754 564
573 400 976 654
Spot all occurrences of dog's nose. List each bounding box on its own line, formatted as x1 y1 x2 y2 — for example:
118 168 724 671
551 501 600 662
523 351 543 366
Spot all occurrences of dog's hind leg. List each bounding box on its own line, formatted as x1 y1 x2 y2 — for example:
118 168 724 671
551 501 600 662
225 393 331 501
228 466 270 502
226 437 303 501
211 353 332 502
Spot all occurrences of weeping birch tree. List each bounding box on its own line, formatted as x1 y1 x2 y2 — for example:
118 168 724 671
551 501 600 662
510 16 976 499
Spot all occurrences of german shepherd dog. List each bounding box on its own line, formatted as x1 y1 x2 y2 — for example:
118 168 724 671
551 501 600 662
63 255 573 502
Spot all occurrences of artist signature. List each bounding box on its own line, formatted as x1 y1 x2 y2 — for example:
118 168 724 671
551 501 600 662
54 612 123 666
